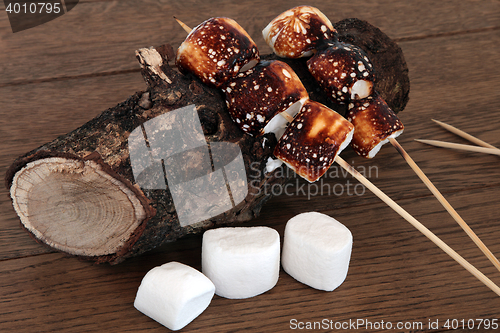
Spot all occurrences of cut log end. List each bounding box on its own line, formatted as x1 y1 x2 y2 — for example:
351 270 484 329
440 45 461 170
10 157 147 258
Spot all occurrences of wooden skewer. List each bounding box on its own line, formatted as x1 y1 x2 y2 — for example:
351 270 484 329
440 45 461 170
279 111 294 123
174 16 192 34
432 119 499 150
335 155 500 297
415 139 500 156
390 137 500 272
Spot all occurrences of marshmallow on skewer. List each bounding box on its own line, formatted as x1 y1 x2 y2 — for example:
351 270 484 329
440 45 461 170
282 212 353 291
202 226 280 299
347 93 404 158
262 5 337 58
176 17 260 88
134 262 215 331
307 42 375 103
274 100 354 182
222 60 309 137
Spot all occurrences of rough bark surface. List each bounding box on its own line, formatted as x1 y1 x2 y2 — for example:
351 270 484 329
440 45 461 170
5 19 410 264
334 18 410 113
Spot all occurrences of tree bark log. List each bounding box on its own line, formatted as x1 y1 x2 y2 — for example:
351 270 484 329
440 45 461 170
5 19 409 264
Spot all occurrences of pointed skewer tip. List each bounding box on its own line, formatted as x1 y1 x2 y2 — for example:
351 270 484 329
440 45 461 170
430 119 499 150
174 17 192 34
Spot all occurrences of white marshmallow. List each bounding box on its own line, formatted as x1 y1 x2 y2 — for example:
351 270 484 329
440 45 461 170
282 212 353 291
202 227 280 299
265 157 283 174
134 262 215 331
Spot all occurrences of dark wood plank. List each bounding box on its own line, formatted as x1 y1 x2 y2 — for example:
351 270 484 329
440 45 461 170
0 71 145 155
2 1 500 331
1 0 499 84
1 186 499 332
2 23 500 263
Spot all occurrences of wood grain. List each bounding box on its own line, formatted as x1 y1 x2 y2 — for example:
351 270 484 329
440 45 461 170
1 0 499 84
1 0 500 331
1 186 499 332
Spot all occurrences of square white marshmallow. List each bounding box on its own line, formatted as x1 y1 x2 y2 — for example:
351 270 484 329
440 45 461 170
202 226 280 299
282 212 353 291
134 261 215 331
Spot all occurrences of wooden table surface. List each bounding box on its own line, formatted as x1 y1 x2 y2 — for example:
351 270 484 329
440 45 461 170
1 1 500 332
